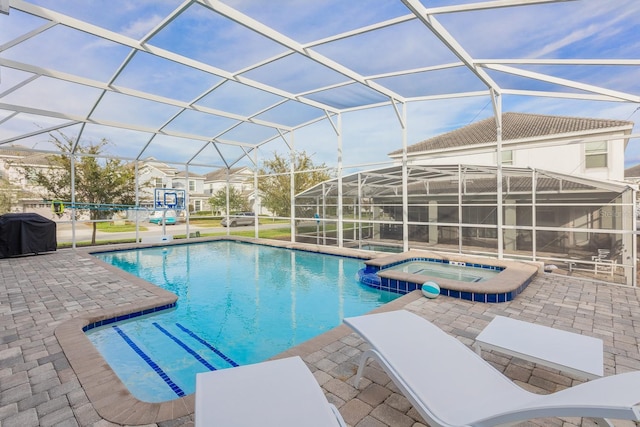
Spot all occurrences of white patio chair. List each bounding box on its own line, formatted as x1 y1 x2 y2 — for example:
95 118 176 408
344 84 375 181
345 310 640 427
195 356 346 427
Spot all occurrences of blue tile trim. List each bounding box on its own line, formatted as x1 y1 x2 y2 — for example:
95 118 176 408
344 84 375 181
363 274 530 303
153 323 216 371
175 323 238 367
82 303 176 332
113 325 185 397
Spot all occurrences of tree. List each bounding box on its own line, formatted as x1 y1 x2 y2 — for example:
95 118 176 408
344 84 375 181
208 186 249 214
258 151 333 218
19 132 137 244
0 177 21 214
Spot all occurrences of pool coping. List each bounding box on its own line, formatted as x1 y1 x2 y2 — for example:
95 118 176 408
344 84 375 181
365 249 541 301
54 236 395 425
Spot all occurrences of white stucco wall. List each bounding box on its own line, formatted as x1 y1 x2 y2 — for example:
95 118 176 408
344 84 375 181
404 136 627 181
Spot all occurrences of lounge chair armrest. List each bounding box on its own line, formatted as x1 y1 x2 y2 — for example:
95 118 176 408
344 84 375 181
474 371 640 427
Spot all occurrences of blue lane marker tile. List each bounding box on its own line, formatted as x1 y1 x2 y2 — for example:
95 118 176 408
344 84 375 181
175 323 239 367
152 323 217 371
112 326 185 397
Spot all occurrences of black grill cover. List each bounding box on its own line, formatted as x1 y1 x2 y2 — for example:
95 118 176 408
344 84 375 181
0 213 57 258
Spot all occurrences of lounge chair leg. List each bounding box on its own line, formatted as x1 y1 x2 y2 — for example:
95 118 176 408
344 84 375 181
591 418 614 427
354 348 375 389
329 404 347 427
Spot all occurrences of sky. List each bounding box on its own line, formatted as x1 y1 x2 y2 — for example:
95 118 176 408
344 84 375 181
0 0 639 174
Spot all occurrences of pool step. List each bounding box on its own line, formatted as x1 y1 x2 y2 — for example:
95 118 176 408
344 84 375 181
112 322 238 398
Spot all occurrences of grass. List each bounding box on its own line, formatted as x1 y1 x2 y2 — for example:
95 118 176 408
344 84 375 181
57 226 294 249
188 217 290 227
174 227 292 240
95 221 149 232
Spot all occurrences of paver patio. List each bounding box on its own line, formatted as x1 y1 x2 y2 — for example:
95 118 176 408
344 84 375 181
1 242 639 427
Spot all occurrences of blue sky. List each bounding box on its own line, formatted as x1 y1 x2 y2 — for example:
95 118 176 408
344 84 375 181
0 0 639 172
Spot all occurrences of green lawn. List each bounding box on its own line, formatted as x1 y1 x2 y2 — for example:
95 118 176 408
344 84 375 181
95 222 149 232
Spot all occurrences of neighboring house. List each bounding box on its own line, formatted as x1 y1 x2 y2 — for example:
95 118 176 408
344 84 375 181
137 159 206 212
204 166 254 196
389 113 633 181
174 171 206 213
0 146 60 216
0 150 214 216
203 167 266 214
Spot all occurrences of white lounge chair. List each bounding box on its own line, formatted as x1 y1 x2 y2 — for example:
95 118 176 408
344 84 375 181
344 310 640 427
195 356 346 427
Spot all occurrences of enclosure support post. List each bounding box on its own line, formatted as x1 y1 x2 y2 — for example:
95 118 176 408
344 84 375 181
254 149 259 238
458 165 463 254
322 182 327 245
135 161 140 243
492 90 504 259
225 168 230 236
632 189 637 287
391 100 409 252
532 169 537 261
622 189 635 286
337 114 344 247
357 172 362 248
290 132 296 243
71 154 76 249
185 165 190 239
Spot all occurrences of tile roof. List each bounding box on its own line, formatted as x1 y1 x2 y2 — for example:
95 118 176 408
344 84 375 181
203 167 248 181
175 171 204 178
624 164 640 178
389 112 633 156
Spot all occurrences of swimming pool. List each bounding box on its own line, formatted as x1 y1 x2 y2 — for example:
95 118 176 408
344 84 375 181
90 241 399 402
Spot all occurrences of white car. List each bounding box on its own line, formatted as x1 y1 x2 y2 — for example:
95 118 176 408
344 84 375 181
221 212 256 227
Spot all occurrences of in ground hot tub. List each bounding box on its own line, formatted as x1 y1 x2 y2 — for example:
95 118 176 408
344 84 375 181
357 251 538 303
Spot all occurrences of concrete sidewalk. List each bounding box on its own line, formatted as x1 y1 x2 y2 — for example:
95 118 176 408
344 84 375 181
1 245 639 426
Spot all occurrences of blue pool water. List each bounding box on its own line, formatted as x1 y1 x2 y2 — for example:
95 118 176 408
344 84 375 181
90 241 399 402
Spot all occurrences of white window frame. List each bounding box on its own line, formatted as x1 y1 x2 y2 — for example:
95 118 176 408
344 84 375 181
585 141 608 169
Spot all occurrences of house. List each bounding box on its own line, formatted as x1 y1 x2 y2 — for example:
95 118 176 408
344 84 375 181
0 146 61 216
137 159 206 212
203 166 254 196
389 113 633 181
203 166 263 214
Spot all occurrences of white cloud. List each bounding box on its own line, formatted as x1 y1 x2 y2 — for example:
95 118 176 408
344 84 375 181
121 13 165 39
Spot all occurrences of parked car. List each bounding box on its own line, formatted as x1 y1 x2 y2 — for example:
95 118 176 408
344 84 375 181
221 212 256 227
149 210 177 225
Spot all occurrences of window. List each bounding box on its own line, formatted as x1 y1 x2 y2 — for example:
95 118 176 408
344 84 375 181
154 178 163 188
501 150 513 166
189 180 196 191
194 200 201 211
26 170 38 185
585 141 607 168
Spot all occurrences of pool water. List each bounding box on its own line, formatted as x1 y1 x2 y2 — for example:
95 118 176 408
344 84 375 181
90 241 399 402
384 260 500 282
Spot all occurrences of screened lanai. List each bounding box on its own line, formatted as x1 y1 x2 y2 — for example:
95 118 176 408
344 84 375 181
1 1 640 284
295 164 637 285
